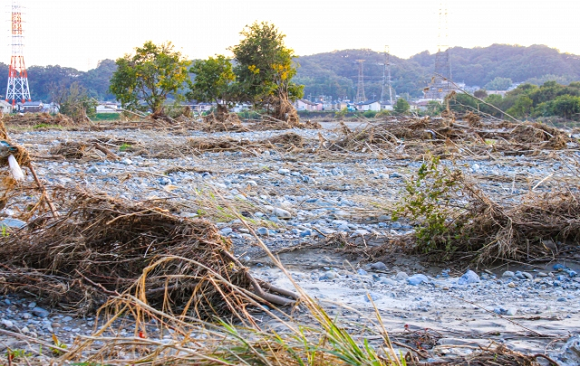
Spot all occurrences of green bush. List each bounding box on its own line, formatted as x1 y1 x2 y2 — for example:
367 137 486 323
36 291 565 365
363 110 377 118
393 155 468 255
93 113 121 121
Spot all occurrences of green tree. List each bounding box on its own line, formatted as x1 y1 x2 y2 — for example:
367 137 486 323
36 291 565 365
50 82 97 123
473 89 488 99
394 98 410 114
231 21 304 122
506 95 533 118
189 55 235 118
484 77 513 91
109 41 191 116
551 95 580 119
448 93 478 113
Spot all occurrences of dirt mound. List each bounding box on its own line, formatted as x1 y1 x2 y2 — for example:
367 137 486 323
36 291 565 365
3 112 76 127
0 188 295 316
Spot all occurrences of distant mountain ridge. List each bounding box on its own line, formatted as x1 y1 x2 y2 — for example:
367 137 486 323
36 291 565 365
295 44 580 100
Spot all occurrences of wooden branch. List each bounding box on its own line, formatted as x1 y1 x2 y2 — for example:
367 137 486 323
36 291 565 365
28 163 58 218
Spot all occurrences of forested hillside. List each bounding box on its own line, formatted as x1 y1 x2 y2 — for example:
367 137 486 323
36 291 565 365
295 44 580 100
0 44 578 103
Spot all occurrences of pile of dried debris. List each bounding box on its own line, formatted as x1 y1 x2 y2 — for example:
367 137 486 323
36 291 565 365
0 187 296 317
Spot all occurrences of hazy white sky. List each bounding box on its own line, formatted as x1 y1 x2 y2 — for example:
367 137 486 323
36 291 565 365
5 0 580 70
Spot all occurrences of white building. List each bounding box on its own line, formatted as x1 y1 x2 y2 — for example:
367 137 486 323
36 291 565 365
96 103 120 113
355 100 381 112
0 100 13 114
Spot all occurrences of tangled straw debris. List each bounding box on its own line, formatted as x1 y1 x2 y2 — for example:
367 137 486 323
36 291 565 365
3 112 76 127
0 188 296 317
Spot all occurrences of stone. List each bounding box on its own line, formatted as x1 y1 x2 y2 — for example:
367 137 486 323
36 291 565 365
522 271 534 280
396 272 409 281
357 269 368 276
272 207 292 219
256 227 269 236
502 271 515 278
0 218 26 229
407 274 429 286
458 270 480 285
319 272 336 281
369 262 388 272
278 168 290 175
31 307 49 318
219 228 233 235
364 292 381 302
508 282 517 288
1 318 14 329
553 264 566 271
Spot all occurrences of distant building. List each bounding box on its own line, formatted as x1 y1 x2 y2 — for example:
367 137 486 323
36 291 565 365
96 102 120 113
16 101 43 113
0 100 13 114
294 99 321 111
355 100 381 112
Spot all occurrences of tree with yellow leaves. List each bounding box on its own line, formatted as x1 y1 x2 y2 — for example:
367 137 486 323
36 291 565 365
231 22 303 122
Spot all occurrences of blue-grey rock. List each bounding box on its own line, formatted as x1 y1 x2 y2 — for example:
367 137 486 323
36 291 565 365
319 272 336 281
553 264 566 271
364 292 381 302
0 218 26 229
272 207 292 219
31 307 49 318
408 274 429 286
278 168 290 175
300 229 312 237
522 271 534 280
219 228 233 236
357 269 368 276
396 272 409 281
502 271 515 278
369 262 388 271
380 278 397 286
256 227 269 236
458 270 480 285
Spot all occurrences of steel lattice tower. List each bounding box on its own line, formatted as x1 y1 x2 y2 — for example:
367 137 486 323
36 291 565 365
6 1 31 105
425 1 453 100
355 60 366 103
379 46 394 105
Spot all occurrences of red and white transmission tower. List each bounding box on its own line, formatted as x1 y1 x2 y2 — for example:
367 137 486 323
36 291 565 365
6 1 31 105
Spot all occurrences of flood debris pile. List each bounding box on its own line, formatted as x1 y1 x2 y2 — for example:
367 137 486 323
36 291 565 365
3 112 76 127
327 117 573 158
199 112 250 133
248 117 322 131
50 141 120 161
141 132 304 158
377 160 580 264
0 188 296 317
466 188 580 263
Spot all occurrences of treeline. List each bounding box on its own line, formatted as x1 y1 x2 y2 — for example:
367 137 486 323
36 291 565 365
296 44 580 100
451 81 580 120
0 60 117 102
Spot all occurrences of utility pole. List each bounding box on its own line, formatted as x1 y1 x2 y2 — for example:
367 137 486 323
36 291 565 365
6 0 31 106
355 60 366 103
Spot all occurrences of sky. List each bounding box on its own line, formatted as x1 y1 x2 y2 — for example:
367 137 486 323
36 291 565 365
3 0 580 71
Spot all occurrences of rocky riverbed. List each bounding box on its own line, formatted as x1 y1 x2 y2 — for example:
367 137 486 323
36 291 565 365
1 122 580 364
